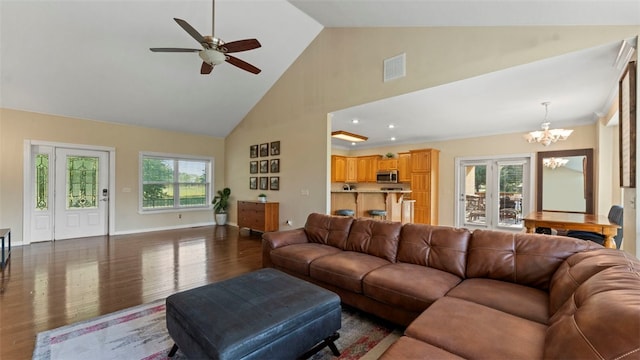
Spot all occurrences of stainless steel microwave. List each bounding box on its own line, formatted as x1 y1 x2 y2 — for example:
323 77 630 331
376 170 398 183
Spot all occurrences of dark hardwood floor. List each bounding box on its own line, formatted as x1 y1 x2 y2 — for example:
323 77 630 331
0 225 263 360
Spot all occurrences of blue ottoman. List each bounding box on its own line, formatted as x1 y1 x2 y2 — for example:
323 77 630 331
166 268 341 359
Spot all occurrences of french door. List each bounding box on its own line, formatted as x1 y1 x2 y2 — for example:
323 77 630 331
28 145 109 241
455 155 532 231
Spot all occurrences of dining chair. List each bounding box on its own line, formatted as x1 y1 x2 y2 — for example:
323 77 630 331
566 205 623 248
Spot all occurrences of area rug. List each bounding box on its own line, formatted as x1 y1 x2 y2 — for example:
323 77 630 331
32 299 400 360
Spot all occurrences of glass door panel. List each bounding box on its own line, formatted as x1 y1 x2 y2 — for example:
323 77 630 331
462 163 488 228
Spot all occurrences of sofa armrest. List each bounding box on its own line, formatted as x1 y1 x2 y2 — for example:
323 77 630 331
261 228 309 267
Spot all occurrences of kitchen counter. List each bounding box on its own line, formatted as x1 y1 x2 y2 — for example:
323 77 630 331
330 189 412 222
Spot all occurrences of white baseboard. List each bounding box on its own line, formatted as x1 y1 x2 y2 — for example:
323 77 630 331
111 221 238 236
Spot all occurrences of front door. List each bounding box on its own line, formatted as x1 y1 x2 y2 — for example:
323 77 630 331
53 148 109 240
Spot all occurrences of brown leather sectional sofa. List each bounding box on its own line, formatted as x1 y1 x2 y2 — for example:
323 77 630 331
262 213 640 359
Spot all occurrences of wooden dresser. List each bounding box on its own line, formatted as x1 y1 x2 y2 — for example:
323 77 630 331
237 201 280 233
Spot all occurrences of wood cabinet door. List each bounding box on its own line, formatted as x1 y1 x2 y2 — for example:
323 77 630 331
398 153 411 182
331 155 346 182
367 156 379 181
411 173 432 224
410 150 432 172
357 156 377 182
345 157 358 182
378 159 398 171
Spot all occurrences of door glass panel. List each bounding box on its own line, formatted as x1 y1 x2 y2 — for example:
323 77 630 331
464 164 487 226
498 164 524 228
35 154 49 210
66 156 98 209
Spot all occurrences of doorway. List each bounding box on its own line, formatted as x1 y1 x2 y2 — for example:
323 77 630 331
455 155 533 231
25 142 114 243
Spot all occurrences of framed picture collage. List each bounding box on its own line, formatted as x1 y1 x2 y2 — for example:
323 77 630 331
249 141 280 191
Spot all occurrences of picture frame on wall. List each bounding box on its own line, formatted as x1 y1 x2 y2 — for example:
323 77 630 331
270 159 280 173
250 161 258 174
259 177 268 190
270 141 280 156
270 176 279 190
249 177 257 190
260 160 269 173
260 143 269 157
619 61 636 188
250 145 258 158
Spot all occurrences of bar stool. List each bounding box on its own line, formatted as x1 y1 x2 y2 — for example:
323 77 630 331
336 209 355 217
368 209 387 220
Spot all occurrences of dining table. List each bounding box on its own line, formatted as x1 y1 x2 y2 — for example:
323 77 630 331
522 211 620 249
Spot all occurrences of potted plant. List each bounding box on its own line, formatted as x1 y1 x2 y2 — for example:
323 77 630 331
258 193 267 203
385 152 395 158
212 187 231 225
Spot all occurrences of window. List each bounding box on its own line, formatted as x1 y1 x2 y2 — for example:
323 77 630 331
140 153 212 211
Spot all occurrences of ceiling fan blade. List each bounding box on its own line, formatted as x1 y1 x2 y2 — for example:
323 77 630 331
222 39 261 53
201 62 214 75
226 55 261 74
173 18 208 47
150 48 201 52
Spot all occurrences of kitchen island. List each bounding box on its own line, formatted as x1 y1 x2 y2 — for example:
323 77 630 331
330 189 412 223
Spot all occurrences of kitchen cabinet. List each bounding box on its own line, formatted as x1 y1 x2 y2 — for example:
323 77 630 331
331 155 347 182
237 201 279 233
409 149 439 225
377 159 398 171
356 156 379 182
398 152 411 182
332 155 358 183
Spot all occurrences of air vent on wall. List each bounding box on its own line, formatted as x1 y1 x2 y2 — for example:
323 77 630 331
384 53 406 82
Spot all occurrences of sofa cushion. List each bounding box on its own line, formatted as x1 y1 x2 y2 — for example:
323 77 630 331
363 263 462 312
270 243 342 276
406 297 547 359
304 213 354 249
310 252 390 293
344 219 402 262
467 230 597 290
546 264 640 360
379 336 465 360
396 224 470 278
446 278 549 324
549 248 638 314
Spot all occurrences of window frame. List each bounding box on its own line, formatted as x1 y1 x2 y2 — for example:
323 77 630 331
139 152 214 213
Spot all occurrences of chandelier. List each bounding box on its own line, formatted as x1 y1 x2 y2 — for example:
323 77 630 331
524 102 573 146
543 157 569 169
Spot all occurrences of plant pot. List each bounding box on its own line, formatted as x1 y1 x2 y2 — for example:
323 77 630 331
258 197 267 203
215 213 228 226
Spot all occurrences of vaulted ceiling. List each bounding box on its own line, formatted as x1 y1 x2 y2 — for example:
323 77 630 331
1 1 638 147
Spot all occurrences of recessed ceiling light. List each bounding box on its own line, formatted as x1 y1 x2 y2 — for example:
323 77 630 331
388 124 395 129
390 137 396 141
351 142 356 146
351 119 359 124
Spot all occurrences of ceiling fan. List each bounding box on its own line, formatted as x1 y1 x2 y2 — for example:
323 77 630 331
150 0 261 75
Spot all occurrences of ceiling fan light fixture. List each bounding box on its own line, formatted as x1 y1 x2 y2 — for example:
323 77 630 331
331 130 368 142
199 49 226 65
524 102 573 146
